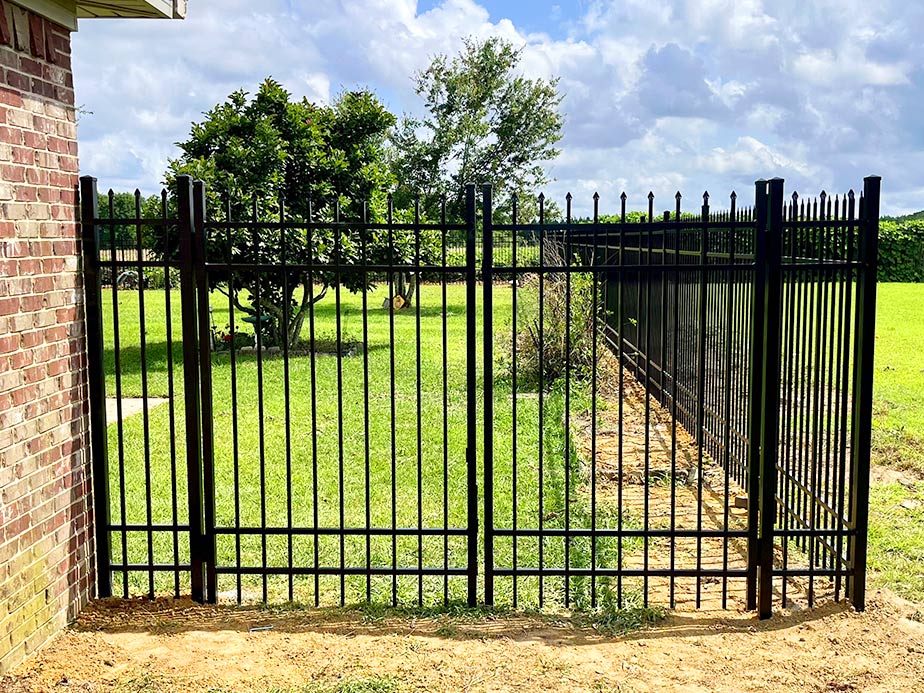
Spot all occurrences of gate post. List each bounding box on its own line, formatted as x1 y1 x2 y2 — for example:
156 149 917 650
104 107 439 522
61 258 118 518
465 183 479 607
177 175 206 603
756 178 785 619
482 183 494 606
192 180 217 603
746 180 768 611
80 175 112 599
848 175 881 611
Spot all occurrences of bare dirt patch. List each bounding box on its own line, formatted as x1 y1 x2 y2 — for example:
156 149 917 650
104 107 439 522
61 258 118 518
4 592 924 693
570 349 764 610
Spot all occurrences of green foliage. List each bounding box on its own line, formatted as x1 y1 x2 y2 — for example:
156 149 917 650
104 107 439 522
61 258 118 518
878 220 924 282
498 236 600 389
164 78 436 347
595 211 650 224
390 37 563 222
96 191 164 249
882 209 924 222
142 267 180 290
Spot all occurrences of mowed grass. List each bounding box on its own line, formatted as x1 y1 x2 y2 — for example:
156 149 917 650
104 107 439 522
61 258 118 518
871 283 924 474
102 281 632 608
867 283 924 601
101 279 924 606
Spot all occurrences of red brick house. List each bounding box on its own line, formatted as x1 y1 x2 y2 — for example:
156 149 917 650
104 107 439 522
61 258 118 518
0 0 186 673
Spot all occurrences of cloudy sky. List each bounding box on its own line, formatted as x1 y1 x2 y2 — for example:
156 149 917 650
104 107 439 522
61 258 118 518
72 0 924 216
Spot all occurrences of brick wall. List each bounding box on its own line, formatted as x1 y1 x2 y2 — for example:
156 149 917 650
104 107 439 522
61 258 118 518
0 0 93 674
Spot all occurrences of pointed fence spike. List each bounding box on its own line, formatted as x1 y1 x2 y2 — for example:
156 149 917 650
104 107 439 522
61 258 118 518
620 191 627 201
593 191 600 201
676 190 682 200
730 190 737 200
538 192 545 202
648 191 655 200
565 192 572 201
848 189 855 199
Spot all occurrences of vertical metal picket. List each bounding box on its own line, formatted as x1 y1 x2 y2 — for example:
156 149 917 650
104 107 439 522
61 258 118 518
80 175 113 599
848 175 881 610
482 184 495 605
465 183 479 607
177 174 206 603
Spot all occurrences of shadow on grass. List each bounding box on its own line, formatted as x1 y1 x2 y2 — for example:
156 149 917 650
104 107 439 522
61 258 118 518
104 340 394 380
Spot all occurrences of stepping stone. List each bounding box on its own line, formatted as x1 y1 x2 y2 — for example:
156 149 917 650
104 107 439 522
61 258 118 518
105 397 169 422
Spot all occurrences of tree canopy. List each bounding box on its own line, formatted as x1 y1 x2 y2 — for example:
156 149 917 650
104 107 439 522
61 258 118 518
390 37 564 222
166 78 435 347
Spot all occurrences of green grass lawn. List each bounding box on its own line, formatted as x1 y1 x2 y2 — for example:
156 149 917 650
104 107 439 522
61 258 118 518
867 283 924 601
102 281 632 608
101 280 924 606
871 284 924 474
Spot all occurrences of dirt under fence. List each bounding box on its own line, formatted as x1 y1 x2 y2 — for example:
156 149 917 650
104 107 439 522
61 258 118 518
3 591 924 693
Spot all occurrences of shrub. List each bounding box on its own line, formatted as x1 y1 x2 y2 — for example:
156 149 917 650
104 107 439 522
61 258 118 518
497 235 601 389
143 267 181 290
879 220 924 282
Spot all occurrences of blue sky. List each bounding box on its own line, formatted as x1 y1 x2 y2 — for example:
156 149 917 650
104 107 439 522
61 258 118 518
72 0 924 215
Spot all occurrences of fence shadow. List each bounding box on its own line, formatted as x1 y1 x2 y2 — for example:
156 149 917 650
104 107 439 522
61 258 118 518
73 596 853 647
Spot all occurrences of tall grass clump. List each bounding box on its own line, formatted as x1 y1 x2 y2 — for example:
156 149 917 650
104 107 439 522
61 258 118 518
497 234 601 390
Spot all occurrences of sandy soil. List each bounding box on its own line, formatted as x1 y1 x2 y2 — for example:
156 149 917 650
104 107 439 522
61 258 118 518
3 592 924 693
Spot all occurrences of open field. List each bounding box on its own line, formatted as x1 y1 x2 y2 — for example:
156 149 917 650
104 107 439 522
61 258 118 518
871 283 924 475
866 283 924 602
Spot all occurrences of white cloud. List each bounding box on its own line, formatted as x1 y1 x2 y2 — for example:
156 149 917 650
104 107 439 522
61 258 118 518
792 49 909 87
72 0 924 213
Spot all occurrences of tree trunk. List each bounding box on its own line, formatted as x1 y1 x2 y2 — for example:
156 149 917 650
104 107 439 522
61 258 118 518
388 271 417 310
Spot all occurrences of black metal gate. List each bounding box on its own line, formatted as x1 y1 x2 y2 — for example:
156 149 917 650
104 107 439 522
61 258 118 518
81 174 880 618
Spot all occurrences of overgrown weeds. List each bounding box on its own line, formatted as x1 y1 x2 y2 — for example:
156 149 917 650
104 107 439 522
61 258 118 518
496 235 601 390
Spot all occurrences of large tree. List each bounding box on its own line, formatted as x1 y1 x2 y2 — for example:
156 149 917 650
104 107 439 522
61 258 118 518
390 37 564 222
166 78 434 348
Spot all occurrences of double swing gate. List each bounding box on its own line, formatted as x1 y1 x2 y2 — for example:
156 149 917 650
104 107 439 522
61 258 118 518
81 174 880 618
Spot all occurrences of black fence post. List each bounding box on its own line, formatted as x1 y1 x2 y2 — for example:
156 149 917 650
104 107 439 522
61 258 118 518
465 183 479 607
192 180 217 603
80 175 112 599
177 174 205 603
746 180 768 611
848 175 881 611
482 183 494 606
757 177 785 619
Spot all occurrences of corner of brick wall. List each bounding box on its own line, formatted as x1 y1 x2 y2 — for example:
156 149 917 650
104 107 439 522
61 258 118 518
0 0 94 675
